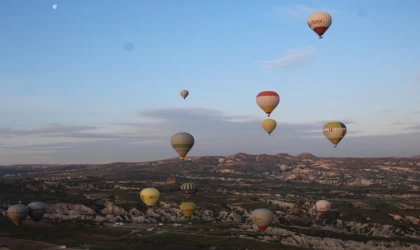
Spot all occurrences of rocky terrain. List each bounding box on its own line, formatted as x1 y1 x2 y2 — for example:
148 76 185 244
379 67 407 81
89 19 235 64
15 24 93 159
0 152 419 249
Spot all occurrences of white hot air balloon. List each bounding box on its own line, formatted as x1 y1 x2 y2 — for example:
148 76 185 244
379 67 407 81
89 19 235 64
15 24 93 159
280 165 288 172
307 12 332 39
7 204 29 227
27 201 47 223
52 4 58 9
218 158 225 166
250 208 273 232
315 200 331 215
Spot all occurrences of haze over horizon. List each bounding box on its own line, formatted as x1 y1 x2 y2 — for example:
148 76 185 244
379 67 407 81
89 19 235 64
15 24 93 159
1 0 420 165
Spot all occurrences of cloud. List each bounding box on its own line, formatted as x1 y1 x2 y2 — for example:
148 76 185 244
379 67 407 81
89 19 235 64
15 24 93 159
273 5 335 20
0 123 167 140
403 124 420 130
390 121 405 126
0 124 97 136
1 107 420 165
260 48 316 69
7 142 74 151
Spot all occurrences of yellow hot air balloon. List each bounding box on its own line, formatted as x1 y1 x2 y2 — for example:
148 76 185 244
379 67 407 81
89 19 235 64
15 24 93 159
250 208 273 232
180 201 196 220
308 12 332 39
7 204 29 227
171 132 195 160
140 188 160 207
323 122 347 148
261 119 277 136
256 91 280 117
180 90 189 100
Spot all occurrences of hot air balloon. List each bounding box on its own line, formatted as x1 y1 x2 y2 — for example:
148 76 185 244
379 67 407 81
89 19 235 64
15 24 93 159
256 91 280 117
140 188 160 207
27 201 47 223
280 165 288 172
323 122 347 148
308 12 332 39
171 132 194 160
261 119 277 136
7 204 29 227
180 183 197 200
315 200 331 215
180 90 189 100
52 4 57 9
250 208 273 232
180 202 196 220
218 158 225 166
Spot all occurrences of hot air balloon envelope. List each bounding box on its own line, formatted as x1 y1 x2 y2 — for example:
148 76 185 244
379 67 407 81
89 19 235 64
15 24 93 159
315 200 331 215
140 188 160 207
323 122 347 147
251 208 273 232
256 91 280 117
261 119 277 135
171 132 194 160
180 90 189 99
27 201 47 223
180 202 196 220
7 204 29 227
308 12 332 39
180 183 197 199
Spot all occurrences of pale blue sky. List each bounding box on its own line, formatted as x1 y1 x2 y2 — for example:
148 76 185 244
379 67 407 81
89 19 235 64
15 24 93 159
0 0 420 164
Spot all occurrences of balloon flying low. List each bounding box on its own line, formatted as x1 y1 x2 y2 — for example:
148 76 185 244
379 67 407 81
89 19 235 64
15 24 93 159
180 90 189 100
218 158 225 166
261 119 277 136
256 91 280 117
180 183 197 200
7 204 29 227
140 188 160 207
308 12 332 39
27 201 47 223
171 132 195 160
251 208 273 232
315 200 331 214
180 201 196 220
52 4 57 9
323 122 347 148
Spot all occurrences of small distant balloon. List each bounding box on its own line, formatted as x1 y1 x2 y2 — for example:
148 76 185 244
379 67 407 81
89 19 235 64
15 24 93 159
123 42 135 51
52 4 57 9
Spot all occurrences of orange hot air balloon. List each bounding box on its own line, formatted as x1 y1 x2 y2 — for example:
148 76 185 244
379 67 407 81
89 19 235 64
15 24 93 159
256 91 280 117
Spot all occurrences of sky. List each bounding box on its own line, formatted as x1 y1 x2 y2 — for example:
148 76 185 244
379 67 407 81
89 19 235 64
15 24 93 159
1 0 420 165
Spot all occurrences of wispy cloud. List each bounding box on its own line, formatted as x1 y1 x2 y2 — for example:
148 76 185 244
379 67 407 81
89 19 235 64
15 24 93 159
260 48 316 69
0 123 165 140
2 108 420 165
390 121 405 126
0 124 97 136
403 124 420 130
273 5 335 20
